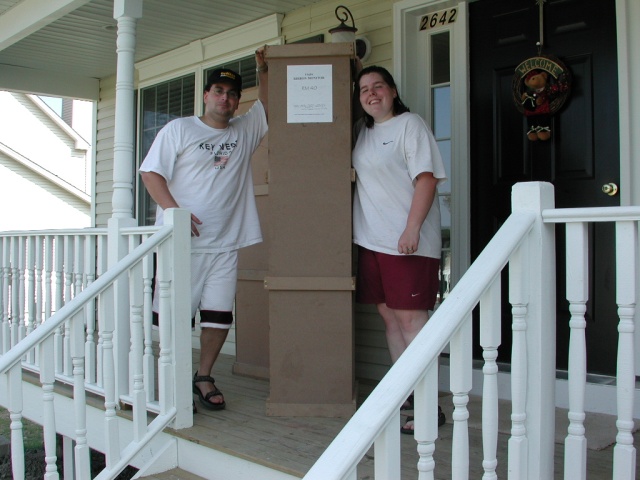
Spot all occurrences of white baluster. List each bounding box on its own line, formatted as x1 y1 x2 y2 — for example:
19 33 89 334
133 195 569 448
564 222 588 480
40 335 59 479
44 236 53 320
130 261 147 440
450 317 472 480
35 236 43 328
374 412 401 479
71 310 91 478
143 248 155 402
613 221 637 479
74 235 84 297
17 236 26 346
508 243 529 477
85 234 97 384
101 286 120 469
96 234 108 387
54 235 64 374
480 277 501 480
26 236 36 364
8 364 25 480
414 365 437 480
11 236 20 347
63 236 74 375
127 235 137 397
1 237 9 353
33 236 44 367
157 248 173 414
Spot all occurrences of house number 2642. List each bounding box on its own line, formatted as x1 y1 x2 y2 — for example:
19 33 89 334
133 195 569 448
419 8 458 31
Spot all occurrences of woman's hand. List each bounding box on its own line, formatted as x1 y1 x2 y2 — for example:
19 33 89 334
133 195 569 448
397 172 439 254
398 227 420 254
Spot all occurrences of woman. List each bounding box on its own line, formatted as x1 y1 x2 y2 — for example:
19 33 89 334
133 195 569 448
352 66 447 434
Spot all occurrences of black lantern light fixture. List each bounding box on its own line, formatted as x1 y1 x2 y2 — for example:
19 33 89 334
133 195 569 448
329 5 371 61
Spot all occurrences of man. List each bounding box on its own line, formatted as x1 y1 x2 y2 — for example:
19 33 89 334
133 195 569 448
140 48 269 410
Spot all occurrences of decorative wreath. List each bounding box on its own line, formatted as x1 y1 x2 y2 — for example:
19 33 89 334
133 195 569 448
512 54 572 115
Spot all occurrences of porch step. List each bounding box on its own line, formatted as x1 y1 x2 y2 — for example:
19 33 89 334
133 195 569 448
138 467 207 479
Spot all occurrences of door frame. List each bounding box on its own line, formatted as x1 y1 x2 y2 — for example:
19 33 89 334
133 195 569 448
393 0 470 288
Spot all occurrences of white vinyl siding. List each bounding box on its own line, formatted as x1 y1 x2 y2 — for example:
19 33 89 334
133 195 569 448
95 75 116 228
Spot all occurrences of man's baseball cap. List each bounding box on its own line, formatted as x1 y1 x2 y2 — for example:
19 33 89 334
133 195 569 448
205 68 242 93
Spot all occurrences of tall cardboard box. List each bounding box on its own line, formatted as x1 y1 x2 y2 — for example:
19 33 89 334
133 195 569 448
265 43 356 417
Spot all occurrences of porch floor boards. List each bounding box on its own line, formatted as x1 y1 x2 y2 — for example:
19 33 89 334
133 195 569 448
144 352 638 479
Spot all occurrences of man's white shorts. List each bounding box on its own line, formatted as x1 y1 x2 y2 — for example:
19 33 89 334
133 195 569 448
153 250 238 329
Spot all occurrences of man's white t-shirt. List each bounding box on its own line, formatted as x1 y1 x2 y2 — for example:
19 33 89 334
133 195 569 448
139 100 268 253
352 112 447 259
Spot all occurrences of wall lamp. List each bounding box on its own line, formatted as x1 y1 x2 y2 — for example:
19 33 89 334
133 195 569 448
328 5 371 62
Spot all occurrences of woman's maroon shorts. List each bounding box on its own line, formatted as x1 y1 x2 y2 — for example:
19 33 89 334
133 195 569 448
356 246 440 310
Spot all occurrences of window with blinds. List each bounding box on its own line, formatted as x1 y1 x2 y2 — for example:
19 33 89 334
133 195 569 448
137 73 196 225
203 55 257 92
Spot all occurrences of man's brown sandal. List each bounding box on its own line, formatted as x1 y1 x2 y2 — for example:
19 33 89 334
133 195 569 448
401 406 446 434
193 372 226 410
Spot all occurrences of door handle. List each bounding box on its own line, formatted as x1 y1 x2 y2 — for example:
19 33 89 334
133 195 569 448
602 183 618 196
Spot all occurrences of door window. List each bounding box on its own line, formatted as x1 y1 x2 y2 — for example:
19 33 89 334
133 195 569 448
428 30 452 301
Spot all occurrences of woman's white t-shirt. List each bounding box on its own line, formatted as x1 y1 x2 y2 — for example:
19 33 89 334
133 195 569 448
352 112 447 259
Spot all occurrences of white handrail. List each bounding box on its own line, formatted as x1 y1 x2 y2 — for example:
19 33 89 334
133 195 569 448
0 228 108 236
543 205 640 223
304 210 536 479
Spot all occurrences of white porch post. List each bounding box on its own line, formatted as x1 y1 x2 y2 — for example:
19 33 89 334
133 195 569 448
108 0 143 399
112 0 142 221
511 182 556 479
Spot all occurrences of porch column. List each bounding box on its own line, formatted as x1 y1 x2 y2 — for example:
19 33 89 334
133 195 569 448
511 182 556 479
109 0 142 399
111 0 142 220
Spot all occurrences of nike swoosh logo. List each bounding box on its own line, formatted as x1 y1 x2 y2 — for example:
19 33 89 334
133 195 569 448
411 293 421 297
383 141 394 145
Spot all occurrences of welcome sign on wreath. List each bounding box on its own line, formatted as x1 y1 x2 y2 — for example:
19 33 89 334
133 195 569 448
512 54 572 141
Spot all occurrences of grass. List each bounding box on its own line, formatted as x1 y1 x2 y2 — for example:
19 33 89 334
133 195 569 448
0 406 51 479
0 406 44 451
0 406 137 479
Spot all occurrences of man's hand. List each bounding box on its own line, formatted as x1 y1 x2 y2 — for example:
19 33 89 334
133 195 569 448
141 171 202 237
190 214 202 237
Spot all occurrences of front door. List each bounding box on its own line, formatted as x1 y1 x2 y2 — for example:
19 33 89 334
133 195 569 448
469 0 620 375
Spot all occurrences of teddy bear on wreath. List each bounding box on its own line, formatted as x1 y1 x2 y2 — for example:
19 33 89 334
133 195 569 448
513 55 572 142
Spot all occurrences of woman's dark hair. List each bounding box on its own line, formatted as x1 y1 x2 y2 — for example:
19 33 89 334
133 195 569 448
356 66 410 128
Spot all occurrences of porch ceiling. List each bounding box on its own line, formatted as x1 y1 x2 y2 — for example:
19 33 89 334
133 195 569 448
0 0 321 91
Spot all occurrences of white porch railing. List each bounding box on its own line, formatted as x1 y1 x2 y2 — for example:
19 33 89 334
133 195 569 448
0 209 192 480
0 183 637 479
305 182 638 480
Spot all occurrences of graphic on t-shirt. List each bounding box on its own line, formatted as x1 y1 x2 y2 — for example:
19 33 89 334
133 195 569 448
213 155 229 168
199 140 238 170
